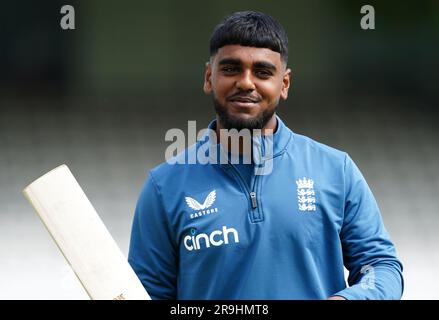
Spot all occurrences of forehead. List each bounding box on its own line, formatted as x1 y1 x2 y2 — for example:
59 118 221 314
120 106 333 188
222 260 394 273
213 45 282 66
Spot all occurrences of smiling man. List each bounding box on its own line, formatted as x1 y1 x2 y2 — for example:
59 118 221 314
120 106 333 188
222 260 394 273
207 45 289 133
128 11 404 300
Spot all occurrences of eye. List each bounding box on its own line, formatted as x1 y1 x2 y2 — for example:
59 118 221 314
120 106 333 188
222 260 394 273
221 66 240 74
255 69 272 78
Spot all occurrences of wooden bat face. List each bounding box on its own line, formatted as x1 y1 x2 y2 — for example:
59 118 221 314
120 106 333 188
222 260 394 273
23 165 150 300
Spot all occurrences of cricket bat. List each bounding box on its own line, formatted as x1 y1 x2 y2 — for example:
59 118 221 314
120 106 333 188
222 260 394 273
23 164 150 300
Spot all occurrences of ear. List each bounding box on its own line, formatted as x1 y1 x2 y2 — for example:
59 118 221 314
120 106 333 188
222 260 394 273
280 68 291 100
203 61 213 95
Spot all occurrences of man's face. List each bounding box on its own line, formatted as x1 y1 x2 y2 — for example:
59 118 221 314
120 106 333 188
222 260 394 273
204 45 291 130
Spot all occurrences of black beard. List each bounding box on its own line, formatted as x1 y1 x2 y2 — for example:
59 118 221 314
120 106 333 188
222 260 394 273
213 96 277 131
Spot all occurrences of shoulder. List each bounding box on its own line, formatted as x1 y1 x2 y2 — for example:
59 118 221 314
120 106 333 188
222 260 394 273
290 132 348 164
148 142 211 190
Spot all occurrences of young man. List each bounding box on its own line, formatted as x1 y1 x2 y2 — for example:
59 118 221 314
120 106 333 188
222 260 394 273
128 11 403 300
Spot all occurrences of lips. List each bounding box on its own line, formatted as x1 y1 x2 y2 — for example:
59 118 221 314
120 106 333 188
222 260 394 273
227 96 260 110
229 97 259 103
228 96 260 103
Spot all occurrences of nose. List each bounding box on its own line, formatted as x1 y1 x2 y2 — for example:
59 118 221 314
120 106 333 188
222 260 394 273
235 69 255 91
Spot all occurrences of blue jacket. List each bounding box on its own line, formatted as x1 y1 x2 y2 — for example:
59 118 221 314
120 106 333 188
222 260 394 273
128 116 403 300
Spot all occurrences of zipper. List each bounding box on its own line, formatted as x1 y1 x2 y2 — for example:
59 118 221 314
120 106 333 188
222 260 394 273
227 163 260 212
250 192 257 209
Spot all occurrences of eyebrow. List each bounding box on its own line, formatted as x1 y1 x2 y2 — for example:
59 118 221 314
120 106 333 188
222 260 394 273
218 58 241 66
253 61 277 72
218 58 277 72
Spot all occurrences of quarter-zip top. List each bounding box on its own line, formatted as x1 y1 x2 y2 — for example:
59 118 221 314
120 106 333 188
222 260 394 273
128 116 404 300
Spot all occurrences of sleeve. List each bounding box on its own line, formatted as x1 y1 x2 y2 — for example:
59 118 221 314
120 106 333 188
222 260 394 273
333 154 404 300
128 171 178 300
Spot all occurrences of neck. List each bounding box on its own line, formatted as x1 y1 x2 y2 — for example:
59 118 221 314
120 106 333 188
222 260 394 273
215 114 278 155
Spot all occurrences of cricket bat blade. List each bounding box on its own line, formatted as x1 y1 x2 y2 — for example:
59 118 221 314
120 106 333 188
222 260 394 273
23 164 150 300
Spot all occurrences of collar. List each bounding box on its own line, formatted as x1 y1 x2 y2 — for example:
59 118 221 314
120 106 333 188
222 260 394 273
199 114 293 166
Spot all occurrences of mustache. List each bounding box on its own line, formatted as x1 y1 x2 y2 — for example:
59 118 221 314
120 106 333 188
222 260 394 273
226 91 262 102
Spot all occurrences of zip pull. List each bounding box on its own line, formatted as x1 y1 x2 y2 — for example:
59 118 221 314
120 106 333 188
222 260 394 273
250 192 257 209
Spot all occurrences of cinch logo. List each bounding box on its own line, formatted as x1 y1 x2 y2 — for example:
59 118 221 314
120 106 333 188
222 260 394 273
185 190 219 219
183 226 240 251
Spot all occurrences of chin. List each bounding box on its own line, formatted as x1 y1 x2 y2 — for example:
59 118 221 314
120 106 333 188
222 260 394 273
230 112 258 120
228 114 262 126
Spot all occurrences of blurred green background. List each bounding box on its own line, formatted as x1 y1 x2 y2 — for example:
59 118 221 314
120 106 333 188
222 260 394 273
1 0 438 101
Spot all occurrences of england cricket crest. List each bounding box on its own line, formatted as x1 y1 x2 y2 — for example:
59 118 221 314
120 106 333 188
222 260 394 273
296 177 316 212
